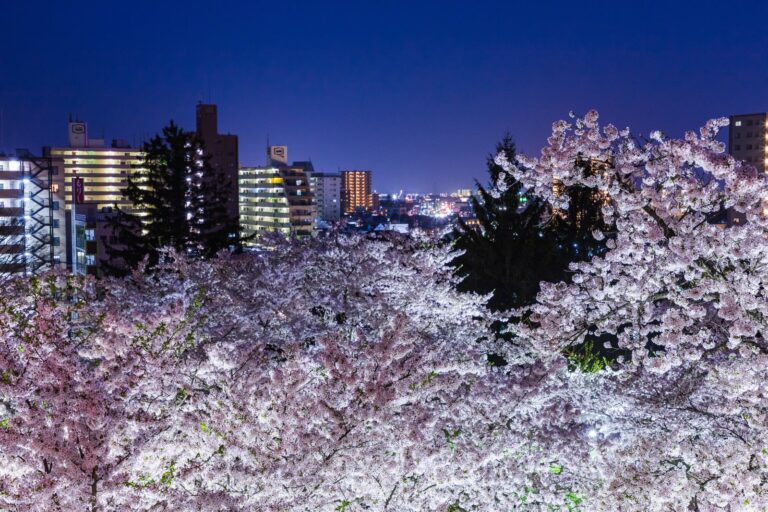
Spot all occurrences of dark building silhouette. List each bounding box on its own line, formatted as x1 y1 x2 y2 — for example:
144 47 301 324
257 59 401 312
726 113 767 226
196 103 239 226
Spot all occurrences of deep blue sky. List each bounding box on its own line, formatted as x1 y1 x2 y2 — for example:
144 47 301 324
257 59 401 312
1 1 766 192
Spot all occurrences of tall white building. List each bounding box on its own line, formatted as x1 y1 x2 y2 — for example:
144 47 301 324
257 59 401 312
239 165 314 244
0 155 65 279
45 120 147 275
309 172 341 223
48 121 146 213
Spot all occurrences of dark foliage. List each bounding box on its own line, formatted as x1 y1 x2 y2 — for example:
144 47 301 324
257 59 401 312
104 121 243 275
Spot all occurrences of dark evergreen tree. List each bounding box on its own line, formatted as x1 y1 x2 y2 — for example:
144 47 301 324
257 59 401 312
104 121 242 275
550 155 612 263
102 208 150 276
453 136 617 368
451 134 563 311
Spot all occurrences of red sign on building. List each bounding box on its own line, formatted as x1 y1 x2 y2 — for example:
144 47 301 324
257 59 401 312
72 177 85 204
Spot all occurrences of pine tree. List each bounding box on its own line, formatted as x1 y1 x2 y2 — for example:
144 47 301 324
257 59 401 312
452 134 563 312
550 155 611 263
102 207 150 275
453 136 616 366
104 121 242 274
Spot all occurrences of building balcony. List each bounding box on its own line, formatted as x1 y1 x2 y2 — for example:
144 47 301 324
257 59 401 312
0 263 26 273
0 244 25 254
0 226 25 236
0 189 23 199
0 171 23 181
0 207 24 217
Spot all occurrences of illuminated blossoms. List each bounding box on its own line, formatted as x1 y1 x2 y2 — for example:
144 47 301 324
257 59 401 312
2 112 768 510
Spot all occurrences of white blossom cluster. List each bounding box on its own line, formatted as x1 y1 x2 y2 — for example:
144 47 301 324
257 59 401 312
1 111 768 510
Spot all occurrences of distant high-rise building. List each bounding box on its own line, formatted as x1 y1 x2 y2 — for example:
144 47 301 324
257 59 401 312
341 170 373 214
47 121 145 213
309 172 341 223
727 113 768 226
729 113 768 173
196 104 239 226
46 120 147 274
239 147 314 244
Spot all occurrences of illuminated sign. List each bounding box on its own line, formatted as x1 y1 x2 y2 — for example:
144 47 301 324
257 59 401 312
72 177 85 204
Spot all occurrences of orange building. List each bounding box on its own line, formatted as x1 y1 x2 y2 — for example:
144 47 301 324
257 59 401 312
341 170 373 214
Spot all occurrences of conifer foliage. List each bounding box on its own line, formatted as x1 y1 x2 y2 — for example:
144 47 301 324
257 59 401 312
452 135 558 311
452 134 610 312
105 121 240 274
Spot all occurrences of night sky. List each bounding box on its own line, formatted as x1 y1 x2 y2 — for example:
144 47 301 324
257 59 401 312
1 1 766 192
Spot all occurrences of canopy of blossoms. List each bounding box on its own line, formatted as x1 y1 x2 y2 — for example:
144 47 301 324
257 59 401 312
1 112 767 511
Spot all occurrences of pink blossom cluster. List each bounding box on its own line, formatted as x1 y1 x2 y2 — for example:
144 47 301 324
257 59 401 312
498 111 768 510
2 111 768 510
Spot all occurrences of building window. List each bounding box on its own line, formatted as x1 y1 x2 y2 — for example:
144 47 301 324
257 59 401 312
735 121 742 126
52 201 59 210
53 219 60 228
53 237 60 246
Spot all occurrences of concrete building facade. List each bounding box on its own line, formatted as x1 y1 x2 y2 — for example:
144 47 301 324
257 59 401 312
341 170 373 214
47 121 145 213
729 113 768 173
46 121 147 274
309 172 341 223
239 164 314 244
0 155 65 278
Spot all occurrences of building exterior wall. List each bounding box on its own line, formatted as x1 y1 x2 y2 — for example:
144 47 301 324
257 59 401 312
341 170 373 214
0 156 65 278
48 144 145 213
46 122 148 273
727 113 768 226
309 172 341 222
729 113 768 173
196 104 239 226
239 166 314 244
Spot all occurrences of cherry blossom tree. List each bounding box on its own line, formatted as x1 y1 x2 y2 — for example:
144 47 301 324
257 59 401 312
0 268 209 511
496 111 768 510
3 110 768 511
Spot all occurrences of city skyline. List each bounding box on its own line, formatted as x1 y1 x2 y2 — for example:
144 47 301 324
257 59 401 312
2 1 768 192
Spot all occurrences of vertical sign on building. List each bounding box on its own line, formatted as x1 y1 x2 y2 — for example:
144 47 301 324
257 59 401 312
73 176 85 204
